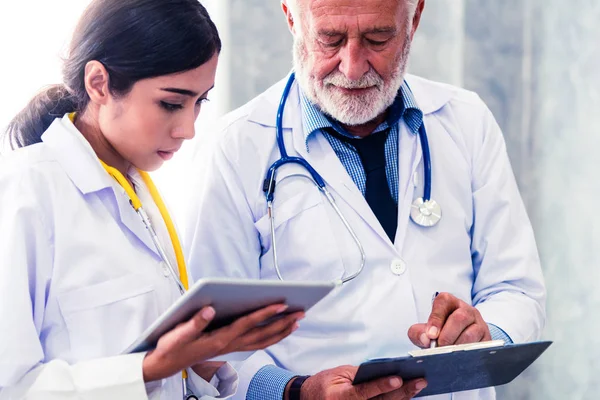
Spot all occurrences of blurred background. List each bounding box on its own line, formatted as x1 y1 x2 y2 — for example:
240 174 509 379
1 1 599 398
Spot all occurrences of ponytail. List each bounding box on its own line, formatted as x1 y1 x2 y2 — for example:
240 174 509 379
5 85 78 149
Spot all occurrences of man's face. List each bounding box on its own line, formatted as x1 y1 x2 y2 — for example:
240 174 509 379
291 0 420 126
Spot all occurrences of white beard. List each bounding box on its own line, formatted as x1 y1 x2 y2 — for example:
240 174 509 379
293 35 412 126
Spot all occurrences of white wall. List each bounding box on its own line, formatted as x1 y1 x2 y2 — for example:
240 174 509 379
0 1 89 131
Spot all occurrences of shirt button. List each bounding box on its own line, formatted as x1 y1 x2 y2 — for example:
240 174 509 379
390 259 407 276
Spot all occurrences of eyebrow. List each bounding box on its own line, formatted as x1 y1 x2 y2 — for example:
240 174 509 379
317 26 397 37
364 27 397 35
160 85 215 97
161 87 198 96
318 29 346 37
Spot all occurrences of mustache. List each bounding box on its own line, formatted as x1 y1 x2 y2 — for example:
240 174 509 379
322 69 384 90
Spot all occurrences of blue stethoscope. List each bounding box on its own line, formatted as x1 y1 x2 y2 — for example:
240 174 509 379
263 72 442 283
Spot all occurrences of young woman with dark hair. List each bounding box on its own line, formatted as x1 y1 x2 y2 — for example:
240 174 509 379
0 1 303 398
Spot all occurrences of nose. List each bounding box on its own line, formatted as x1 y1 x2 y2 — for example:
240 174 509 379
172 111 196 140
338 39 370 81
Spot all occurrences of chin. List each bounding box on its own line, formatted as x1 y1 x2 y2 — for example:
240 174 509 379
136 158 164 172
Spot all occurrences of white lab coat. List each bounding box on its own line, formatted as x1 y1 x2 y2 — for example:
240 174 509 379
0 115 238 399
183 75 546 400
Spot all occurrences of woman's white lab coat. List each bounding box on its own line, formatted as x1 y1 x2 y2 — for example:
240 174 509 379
0 115 237 399
183 74 546 400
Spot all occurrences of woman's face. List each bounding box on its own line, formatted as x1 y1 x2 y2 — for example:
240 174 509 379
97 53 218 172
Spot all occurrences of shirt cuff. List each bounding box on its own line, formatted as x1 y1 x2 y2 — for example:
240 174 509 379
187 363 239 399
487 323 513 344
246 365 297 400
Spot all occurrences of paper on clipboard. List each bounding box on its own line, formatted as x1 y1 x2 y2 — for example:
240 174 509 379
407 339 505 357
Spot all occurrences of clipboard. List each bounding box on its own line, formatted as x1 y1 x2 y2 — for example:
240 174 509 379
353 340 552 397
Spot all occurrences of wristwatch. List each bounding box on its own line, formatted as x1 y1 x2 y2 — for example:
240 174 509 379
288 375 310 400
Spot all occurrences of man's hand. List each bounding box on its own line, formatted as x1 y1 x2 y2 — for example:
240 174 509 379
284 365 426 400
408 292 491 348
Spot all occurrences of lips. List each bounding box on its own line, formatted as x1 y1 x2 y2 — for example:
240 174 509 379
157 151 175 161
336 86 375 95
157 143 182 160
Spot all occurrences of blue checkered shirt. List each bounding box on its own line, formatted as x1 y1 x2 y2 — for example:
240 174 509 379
245 82 512 400
301 82 423 202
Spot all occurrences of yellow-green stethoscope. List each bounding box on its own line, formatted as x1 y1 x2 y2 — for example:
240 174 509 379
100 163 200 399
69 113 197 399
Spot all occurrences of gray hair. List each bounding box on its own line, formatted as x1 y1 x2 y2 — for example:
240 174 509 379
284 0 420 31
404 0 421 18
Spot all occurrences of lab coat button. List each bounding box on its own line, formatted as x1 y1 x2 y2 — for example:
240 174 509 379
390 259 407 275
161 262 170 277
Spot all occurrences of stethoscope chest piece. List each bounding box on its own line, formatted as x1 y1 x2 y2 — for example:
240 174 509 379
410 197 442 227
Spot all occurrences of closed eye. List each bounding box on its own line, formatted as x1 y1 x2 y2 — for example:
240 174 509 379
367 39 388 46
323 39 344 48
160 101 183 112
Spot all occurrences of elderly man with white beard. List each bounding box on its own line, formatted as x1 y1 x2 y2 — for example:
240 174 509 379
183 0 546 399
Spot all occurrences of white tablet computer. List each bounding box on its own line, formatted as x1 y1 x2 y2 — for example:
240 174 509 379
123 278 337 354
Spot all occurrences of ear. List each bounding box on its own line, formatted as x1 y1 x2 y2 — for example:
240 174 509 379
281 0 296 35
410 0 426 40
83 60 111 106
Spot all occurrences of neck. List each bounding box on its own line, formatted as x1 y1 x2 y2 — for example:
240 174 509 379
74 109 131 180
339 112 388 138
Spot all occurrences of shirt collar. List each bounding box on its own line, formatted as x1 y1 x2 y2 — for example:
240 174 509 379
300 80 424 150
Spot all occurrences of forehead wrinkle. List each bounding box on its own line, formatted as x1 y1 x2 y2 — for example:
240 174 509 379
311 5 388 19
306 3 402 33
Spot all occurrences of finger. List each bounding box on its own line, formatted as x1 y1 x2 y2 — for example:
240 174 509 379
177 307 216 342
235 311 304 350
237 318 300 351
426 293 462 341
228 303 290 335
454 323 487 345
407 323 429 348
158 306 215 351
202 304 291 353
354 376 404 399
438 308 476 346
389 378 427 399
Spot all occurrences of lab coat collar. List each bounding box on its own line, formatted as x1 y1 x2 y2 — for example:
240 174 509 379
41 115 114 195
42 115 161 258
247 72 296 129
404 74 458 116
247 72 457 129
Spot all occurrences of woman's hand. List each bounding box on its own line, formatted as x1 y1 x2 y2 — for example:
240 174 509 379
191 361 225 382
142 304 303 382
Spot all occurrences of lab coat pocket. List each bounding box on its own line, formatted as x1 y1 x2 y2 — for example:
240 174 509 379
57 274 159 361
254 188 345 281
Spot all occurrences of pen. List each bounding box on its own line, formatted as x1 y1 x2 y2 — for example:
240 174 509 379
430 292 439 349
